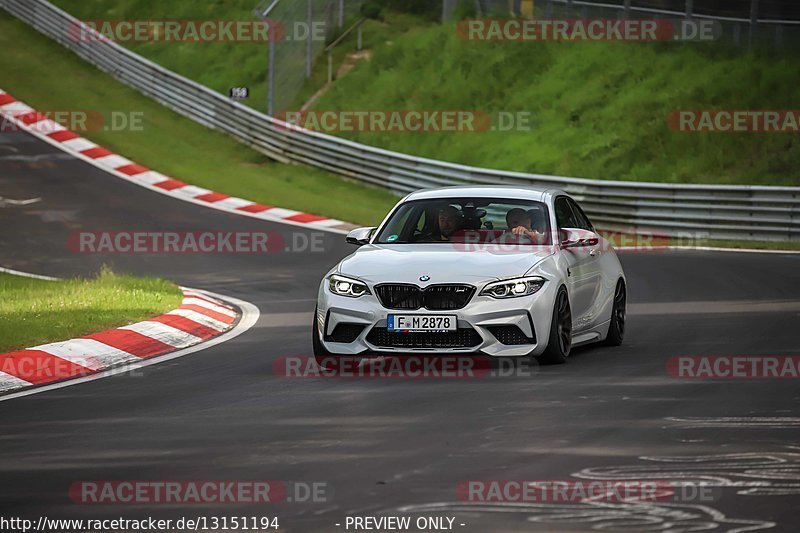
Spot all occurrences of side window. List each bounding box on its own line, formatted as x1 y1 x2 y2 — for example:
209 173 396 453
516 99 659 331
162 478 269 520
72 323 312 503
554 197 579 229
567 199 594 232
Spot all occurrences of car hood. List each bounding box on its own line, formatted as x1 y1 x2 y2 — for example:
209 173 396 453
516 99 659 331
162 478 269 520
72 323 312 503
337 244 554 285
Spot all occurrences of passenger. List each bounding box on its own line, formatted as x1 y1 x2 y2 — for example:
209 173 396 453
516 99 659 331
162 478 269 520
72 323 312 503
506 208 543 240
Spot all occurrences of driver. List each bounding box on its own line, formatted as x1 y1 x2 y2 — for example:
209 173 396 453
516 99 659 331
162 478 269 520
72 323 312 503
437 205 464 241
506 208 543 240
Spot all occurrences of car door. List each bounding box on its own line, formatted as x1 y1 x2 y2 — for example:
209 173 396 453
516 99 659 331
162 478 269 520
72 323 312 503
554 196 603 333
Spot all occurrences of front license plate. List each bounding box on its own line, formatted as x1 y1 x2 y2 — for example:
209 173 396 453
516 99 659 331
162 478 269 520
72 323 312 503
387 314 457 332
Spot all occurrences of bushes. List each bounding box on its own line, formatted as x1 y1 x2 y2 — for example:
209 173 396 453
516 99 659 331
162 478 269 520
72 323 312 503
361 0 441 21
360 0 383 20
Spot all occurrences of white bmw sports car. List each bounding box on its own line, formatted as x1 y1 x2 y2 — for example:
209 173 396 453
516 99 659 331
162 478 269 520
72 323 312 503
314 186 626 366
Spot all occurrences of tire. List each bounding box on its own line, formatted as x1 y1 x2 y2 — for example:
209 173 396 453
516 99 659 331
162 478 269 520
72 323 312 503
537 287 572 365
603 279 626 346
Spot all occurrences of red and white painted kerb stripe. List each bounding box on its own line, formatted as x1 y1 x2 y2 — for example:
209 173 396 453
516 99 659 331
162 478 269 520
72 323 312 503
0 288 240 395
0 88 353 233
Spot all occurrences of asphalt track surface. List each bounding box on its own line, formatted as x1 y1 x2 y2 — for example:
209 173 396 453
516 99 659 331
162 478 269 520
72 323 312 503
1 128 799 532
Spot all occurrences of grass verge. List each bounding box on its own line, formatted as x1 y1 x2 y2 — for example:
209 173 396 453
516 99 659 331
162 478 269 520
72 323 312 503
313 24 800 186
600 231 800 252
681 239 800 251
0 12 398 226
46 1 800 186
0 268 183 353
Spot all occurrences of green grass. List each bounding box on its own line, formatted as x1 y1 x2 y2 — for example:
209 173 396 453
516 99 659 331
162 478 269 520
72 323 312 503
0 12 398 226
46 0 429 115
288 13 437 110
0 268 182 352
45 1 800 186
686 239 800 251
48 0 277 113
313 25 800 186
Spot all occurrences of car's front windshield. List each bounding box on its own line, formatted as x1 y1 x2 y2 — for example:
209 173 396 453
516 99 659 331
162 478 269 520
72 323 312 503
375 197 552 245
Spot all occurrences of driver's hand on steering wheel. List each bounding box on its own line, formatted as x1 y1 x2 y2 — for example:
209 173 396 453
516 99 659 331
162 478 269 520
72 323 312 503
511 226 535 235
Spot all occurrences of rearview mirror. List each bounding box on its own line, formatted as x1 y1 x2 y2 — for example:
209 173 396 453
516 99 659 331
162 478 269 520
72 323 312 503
560 228 599 249
346 227 376 246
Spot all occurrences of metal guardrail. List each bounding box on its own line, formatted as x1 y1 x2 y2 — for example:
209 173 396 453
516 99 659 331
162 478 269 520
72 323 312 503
2 0 798 241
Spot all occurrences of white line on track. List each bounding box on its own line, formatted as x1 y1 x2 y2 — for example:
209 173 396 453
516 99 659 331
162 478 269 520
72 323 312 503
615 245 800 255
0 266 60 281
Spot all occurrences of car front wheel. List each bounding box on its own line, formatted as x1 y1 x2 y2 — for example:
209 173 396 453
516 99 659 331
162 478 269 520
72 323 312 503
603 279 626 346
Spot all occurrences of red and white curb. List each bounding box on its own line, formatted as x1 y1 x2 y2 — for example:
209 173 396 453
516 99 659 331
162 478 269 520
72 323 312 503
0 88 355 234
0 278 259 401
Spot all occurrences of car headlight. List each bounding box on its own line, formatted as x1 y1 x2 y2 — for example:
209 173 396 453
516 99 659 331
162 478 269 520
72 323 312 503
328 274 371 298
480 276 546 299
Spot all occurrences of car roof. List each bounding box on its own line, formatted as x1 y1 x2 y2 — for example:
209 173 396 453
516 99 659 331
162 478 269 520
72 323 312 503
403 185 566 202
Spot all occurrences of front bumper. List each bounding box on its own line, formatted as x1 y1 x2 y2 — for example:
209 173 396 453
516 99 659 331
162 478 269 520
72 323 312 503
316 279 558 357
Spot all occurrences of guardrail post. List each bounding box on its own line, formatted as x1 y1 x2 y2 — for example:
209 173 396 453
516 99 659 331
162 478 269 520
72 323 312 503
685 0 693 20
339 0 344 28
749 0 759 48
623 0 631 17
328 50 334 84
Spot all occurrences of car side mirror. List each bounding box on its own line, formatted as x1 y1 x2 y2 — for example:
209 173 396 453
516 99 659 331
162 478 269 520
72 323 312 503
346 227 376 246
560 228 599 249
